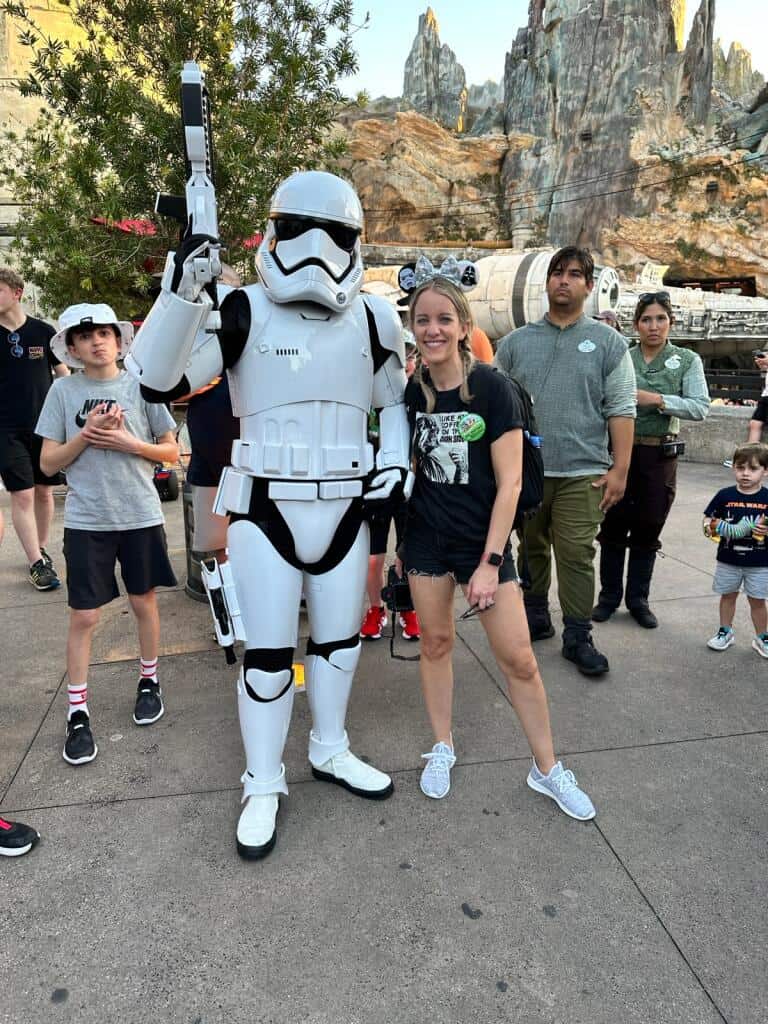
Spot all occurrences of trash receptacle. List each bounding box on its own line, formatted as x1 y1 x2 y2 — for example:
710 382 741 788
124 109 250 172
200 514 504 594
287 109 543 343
182 481 214 603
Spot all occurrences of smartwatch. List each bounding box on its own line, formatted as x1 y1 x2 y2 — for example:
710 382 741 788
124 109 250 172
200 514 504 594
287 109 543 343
484 551 504 567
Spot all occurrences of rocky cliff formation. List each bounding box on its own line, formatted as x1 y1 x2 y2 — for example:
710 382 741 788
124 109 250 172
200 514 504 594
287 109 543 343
500 0 715 247
339 103 768 294
342 2 768 293
714 40 765 105
401 8 467 131
338 111 509 244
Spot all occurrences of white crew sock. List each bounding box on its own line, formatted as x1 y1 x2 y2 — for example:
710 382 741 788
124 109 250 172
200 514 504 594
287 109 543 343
67 683 89 720
139 657 158 684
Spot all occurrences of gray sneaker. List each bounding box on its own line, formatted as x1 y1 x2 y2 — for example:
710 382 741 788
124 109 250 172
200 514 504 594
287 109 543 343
419 741 456 799
707 626 734 652
526 760 596 820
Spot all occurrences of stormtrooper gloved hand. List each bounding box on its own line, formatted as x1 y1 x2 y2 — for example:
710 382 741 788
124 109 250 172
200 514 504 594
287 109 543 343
363 467 413 515
170 232 222 302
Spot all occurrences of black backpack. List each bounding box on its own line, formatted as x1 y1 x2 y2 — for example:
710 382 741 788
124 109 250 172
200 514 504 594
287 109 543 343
474 368 544 530
506 373 544 530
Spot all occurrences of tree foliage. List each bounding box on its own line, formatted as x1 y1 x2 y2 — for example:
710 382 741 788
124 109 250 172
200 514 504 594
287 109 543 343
0 0 358 313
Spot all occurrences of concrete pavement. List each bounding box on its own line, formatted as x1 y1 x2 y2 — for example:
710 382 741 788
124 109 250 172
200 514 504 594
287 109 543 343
1 462 766 1024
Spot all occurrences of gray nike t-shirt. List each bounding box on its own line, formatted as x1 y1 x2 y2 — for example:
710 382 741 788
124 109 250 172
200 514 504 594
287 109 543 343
35 370 176 531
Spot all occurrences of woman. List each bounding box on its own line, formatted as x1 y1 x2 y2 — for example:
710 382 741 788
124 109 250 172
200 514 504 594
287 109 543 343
593 291 709 628
400 272 595 820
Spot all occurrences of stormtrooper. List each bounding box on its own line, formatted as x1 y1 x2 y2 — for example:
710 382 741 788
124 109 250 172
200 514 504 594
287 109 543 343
126 169 411 859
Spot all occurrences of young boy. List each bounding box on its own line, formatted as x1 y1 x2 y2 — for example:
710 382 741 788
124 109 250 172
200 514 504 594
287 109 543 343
0 266 69 590
36 303 179 765
703 442 768 657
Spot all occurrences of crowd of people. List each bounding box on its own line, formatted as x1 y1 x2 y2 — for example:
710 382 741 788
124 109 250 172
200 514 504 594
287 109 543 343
3 184 765 859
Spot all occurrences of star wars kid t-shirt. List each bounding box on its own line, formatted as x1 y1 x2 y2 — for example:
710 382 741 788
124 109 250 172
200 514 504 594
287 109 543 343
35 370 176 531
405 364 525 545
704 485 768 567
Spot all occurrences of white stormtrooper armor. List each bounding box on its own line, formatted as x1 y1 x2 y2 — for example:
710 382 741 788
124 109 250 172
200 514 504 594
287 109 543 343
127 170 411 859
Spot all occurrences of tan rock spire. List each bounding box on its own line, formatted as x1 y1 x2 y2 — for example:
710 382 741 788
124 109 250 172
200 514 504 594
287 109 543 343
671 0 686 50
425 7 440 34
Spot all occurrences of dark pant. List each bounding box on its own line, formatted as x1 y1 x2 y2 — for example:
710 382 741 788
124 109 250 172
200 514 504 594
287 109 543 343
598 446 677 553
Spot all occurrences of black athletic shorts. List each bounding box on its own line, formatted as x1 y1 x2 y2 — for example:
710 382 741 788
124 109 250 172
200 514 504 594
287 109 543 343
368 511 393 556
0 429 62 491
403 518 518 586
63 525 177 609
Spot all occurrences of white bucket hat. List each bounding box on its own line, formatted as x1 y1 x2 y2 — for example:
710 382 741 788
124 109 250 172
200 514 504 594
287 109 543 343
51 303 134 368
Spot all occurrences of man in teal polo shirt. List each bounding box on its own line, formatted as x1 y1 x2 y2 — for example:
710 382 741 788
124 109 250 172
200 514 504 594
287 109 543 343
495 247 636 676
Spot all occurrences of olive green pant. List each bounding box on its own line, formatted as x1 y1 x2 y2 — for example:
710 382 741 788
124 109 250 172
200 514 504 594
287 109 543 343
522 475 604 621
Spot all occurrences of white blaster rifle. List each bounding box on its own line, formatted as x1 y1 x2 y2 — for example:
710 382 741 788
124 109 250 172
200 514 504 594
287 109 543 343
155 60 222 326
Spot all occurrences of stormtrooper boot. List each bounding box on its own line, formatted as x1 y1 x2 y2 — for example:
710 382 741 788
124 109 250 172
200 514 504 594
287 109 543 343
305 642 393 799
236 665 293 859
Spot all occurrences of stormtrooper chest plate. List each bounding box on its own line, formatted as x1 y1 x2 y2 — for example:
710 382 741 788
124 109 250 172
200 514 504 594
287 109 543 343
228 292 376 481
229 293 373 415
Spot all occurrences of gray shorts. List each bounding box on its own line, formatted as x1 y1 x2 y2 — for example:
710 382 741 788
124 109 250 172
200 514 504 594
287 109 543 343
712 561 768 599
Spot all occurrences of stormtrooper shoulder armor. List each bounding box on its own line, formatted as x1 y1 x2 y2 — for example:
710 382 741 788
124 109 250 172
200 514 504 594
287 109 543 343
359 294 405 373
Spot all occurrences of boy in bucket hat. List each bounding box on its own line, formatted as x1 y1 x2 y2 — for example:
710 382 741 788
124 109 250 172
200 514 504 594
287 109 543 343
36 303 179 766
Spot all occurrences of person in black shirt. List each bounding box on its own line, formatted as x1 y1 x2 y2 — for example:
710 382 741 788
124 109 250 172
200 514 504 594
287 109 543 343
400 267 595 820
0 268 68 589
703 443 768 655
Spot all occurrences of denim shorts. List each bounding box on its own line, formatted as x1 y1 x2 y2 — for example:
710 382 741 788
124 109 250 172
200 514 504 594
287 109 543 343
403 521 517 586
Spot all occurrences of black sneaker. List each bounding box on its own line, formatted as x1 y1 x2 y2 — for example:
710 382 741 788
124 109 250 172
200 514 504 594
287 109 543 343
0 817 40 857
133 680 164 725
40 547 54 569
29 558 60 591
63 710 98 764
562 637 609 676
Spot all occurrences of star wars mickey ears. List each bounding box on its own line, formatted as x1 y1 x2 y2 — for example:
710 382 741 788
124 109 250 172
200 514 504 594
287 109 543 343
397 255 478 305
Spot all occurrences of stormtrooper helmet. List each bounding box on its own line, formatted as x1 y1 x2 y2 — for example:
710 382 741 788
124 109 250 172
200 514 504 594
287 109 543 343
256 171 364 310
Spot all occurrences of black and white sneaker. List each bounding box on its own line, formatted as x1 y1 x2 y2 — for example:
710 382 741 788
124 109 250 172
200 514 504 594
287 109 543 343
133 681 164 726
40 547 54 569
29 558 60 591
0 817 40 857
63 710 98 765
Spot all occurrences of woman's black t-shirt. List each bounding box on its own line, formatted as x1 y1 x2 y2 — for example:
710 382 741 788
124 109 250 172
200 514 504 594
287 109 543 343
405 363 524 544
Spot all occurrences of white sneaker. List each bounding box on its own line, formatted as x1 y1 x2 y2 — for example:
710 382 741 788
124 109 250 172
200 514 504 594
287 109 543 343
311 749 393 799
420 741 456 799
752 634 768 658
707 626 735 651
236 794 279 860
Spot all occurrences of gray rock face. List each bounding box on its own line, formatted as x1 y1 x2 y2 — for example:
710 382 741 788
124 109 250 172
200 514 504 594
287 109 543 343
402 7 467 131
714 40 765 106
499 0 715 247
465 80 504 135
681 0 715 123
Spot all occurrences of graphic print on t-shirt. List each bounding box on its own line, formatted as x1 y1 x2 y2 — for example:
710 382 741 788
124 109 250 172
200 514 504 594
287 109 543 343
414 412 469 485
75 397 118 428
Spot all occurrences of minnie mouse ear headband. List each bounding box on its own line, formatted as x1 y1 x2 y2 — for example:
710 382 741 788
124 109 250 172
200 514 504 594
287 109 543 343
51 303 134 368
397 255 478 305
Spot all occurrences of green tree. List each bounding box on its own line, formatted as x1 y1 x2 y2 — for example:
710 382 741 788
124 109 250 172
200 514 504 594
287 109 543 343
0 0 359 313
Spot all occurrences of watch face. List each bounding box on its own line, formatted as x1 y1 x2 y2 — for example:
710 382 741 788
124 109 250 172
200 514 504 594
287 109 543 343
487 552 503 567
